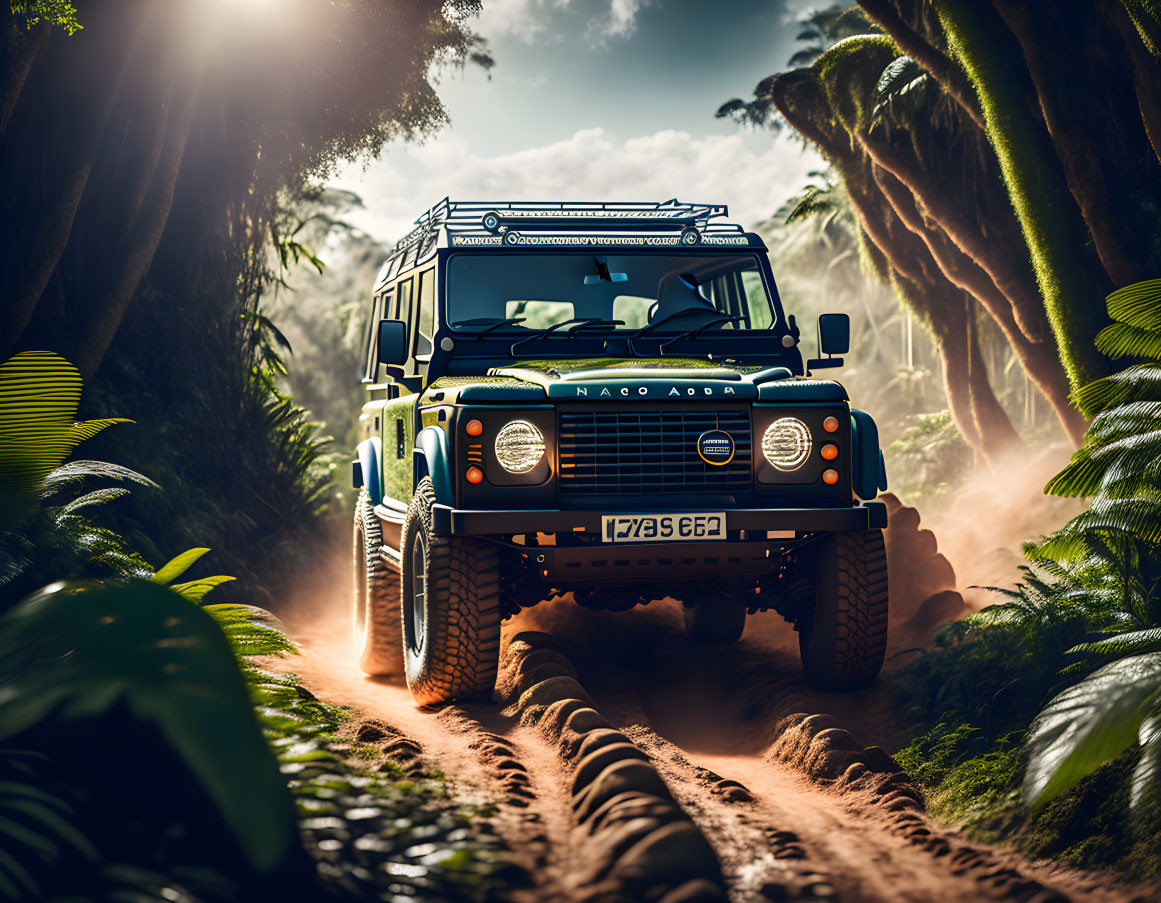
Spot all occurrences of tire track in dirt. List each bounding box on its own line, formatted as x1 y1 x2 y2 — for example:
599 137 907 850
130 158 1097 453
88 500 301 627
286 583 1151 903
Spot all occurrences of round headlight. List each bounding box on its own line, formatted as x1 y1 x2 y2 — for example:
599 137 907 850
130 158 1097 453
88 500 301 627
762 418 812 471
494 420 545 473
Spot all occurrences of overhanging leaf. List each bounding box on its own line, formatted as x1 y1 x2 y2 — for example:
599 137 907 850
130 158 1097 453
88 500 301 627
0 581 299 876
1024 653 1161 807
0 352 131 531
1105 278 1161 332
151 548 210 585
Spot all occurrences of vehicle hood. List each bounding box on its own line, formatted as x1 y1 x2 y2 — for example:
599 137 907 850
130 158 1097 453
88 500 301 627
484 358 848 403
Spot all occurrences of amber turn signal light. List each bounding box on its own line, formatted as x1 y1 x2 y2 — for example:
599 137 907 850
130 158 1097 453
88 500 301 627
465 466 484 484
823 416 839 433
465 419 483 436
822 469 839 485
821 444 838 460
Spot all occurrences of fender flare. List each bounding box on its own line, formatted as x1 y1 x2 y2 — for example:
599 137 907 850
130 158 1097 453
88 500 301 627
413 425 455 506
354 437 383 506
850 409 888 501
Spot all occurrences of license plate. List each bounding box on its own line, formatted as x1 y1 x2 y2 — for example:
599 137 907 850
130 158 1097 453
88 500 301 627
601 513 726 543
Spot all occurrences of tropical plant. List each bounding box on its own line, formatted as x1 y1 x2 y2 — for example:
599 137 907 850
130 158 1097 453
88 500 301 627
0 578 308 894
0 351 157 608
1015 280 1161 815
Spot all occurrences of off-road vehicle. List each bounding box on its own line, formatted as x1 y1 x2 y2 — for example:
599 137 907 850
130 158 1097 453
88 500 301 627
351 200 889 706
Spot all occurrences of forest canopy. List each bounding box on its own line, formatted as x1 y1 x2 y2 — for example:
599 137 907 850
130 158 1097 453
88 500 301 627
0 0 492 596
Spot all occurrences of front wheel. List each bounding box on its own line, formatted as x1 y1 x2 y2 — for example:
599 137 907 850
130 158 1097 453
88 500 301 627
353 489 403 677
401 478 502 706
797 529 888 690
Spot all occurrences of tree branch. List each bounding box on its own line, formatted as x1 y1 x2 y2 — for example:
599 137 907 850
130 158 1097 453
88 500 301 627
994 0 1143 288
871 163 1086 444
75 82 198 376
857 0 986 130
0 21 49 136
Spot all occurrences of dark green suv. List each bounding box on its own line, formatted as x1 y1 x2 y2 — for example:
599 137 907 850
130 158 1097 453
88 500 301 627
352 200 888 706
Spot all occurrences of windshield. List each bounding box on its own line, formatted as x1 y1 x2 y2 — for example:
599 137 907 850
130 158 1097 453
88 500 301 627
446 252 778 332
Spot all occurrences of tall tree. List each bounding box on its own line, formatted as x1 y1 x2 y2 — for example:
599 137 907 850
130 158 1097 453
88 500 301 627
724 2 1161 459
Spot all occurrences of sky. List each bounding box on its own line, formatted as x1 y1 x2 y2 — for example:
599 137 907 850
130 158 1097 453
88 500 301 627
331 0 825 242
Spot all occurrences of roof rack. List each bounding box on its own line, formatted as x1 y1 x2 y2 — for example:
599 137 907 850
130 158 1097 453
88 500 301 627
386 198 753 266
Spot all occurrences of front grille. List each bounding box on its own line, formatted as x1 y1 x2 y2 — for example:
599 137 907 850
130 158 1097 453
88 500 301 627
558 408 752 495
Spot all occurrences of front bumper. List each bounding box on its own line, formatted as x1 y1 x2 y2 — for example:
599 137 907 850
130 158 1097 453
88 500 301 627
430 500 887 536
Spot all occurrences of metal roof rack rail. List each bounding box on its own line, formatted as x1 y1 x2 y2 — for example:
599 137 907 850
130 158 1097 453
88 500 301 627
385 198 751 263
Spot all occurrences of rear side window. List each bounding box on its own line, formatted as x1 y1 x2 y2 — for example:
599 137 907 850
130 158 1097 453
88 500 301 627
416 269 435 355
396 278 413 323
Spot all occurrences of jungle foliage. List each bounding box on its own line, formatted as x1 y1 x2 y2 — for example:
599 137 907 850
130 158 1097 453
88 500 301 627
0 0 491 601
725 1 1161 464
0 350 508 900
897 280 1161 877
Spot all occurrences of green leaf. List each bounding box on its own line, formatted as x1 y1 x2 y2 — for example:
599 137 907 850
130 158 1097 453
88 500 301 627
0 581 299 875
1072 364 1161 415
1025 653 1161 807
872 55 929 120
1132 710 1161 809
150 548 210 585
1095 322 1161 361
58 487 130 516
168 575 235 603
1105 278 1161 332
1068 628 1161 656
43 460 158 493
0 352 131 531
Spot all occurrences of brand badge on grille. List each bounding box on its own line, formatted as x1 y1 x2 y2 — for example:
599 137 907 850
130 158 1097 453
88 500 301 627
697 430 735 466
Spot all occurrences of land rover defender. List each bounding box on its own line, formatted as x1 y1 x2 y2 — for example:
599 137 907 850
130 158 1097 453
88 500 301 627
351 200 889 706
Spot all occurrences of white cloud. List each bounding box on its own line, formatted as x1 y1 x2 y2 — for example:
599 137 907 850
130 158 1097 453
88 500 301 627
333 127 823 243
475 0 569 45
476 0 646 46
586 0 644 43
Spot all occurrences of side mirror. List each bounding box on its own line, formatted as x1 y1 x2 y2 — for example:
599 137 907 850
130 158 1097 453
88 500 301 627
818 313 850 355
807 313 848 372
377 319 408 366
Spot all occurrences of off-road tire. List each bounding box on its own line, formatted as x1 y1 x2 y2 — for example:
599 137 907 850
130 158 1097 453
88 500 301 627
682 597 747 643
353 489 403 676
797 529 888 690
401 478 501 706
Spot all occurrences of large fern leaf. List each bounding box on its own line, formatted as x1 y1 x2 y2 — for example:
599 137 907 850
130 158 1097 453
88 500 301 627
1068 628 1161 656
0 352 130 531
1025 653 1161 807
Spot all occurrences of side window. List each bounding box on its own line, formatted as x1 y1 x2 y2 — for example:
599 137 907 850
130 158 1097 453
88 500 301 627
416 269 435 356
363 290 385 381
396 278 414 327
743 271 774 329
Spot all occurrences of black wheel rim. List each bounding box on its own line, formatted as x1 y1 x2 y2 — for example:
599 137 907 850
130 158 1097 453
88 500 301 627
408 531 427 656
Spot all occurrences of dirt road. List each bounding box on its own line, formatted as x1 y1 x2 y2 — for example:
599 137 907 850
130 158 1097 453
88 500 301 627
286 591 1148 903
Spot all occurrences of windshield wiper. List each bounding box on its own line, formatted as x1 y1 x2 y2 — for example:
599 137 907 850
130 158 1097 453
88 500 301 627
452 316 526 339
627 309 734 356
509 318 625 355
658 315 745 354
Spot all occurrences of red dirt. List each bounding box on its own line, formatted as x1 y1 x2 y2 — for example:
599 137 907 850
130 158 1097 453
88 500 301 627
283 576 1148 902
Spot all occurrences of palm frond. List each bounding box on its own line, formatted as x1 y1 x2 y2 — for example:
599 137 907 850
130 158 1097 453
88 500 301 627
1072 364 1161 415
1105 278 1161 332
56 487 131 517
1068 628 1161 656
1025 653 1161 807
1095 322 1161 360
42 460 158 494
0 352 133 531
